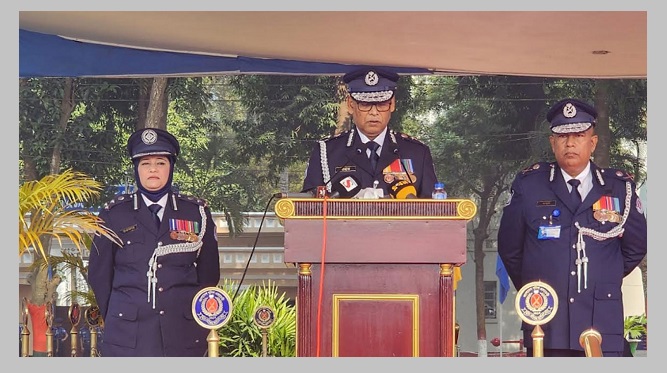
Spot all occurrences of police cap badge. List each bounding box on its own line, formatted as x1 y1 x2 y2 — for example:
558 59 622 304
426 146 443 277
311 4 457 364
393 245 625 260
343 67 399 102
127 128 180 161
546 98 597 134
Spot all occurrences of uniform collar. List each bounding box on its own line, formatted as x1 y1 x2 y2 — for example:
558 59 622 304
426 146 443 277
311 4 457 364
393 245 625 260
357 126 387 148
560 162 593 200
141 193 168 209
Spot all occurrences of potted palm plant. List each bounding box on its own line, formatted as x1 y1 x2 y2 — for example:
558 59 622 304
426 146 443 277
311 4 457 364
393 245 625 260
19 169 121 356
624 314 647 356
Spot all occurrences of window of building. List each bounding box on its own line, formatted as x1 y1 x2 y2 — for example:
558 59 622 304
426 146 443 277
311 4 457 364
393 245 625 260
260 254 270 263
484 281 497 320
222 254 233 264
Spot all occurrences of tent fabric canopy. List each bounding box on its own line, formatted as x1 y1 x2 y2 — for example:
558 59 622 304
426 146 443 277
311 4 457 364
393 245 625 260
19 11 647 79
19 29 431 78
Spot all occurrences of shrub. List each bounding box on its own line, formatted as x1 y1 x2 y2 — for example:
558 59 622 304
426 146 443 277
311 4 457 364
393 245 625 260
217 279 296 357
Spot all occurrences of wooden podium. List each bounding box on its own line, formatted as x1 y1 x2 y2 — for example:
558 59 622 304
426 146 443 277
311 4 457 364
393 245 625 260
275 198 476 357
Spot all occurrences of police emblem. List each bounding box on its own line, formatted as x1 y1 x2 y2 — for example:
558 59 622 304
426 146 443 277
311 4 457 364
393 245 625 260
365 71 379 86
141 129 158 145
514 281 559 326
85 305 102 327
68 303 81 327
253 306 276 329
563 102 577 118
191 287 233 329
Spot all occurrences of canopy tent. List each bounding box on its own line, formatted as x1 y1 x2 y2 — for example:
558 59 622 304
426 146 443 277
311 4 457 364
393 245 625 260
19 11 646 79
19 29 430 78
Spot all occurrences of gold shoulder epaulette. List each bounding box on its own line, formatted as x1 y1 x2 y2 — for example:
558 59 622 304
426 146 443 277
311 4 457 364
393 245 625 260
103 193 133 210
603 168 635 182
397 131 424 145
176 193 208 207
520 162 550 175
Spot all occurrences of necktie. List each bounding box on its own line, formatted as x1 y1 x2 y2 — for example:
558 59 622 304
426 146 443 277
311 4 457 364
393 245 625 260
367 142 380 171
568 179 582 207
148 204 162 228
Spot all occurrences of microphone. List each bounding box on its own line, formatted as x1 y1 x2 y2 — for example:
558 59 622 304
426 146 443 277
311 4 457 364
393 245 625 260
331 174 362 198
388 179 417 199
273 191 316 198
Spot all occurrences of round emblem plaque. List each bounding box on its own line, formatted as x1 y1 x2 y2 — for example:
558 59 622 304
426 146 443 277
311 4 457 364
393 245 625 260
85 305 102 327
514 281 559 326
192 287 233 329
253 306 276 329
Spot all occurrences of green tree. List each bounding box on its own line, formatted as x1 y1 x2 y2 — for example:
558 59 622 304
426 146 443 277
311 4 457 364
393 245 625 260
420 75 547 355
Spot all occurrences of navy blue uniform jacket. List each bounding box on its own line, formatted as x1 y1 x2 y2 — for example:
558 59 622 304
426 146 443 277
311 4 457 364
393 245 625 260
89 191 220 357
498 161 647 355
301 127 438 198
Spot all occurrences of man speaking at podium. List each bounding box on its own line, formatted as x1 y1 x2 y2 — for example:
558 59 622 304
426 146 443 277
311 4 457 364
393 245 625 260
301 67 437 198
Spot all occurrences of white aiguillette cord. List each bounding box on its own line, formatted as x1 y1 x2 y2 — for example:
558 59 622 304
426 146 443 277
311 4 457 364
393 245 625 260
574 181 632 293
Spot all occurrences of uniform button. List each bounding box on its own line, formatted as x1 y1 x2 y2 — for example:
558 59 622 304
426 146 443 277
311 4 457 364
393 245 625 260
607 293 612 298
158 241 163 246
569 298 574 303
571 271 576 276
572 244 576 249
127 240 131 245
159 310 165 315
157 264 163 268
118 313 123 317
158 287 164 292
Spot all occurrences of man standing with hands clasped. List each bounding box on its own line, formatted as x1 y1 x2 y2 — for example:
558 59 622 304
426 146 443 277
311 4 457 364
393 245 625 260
498 98 647 357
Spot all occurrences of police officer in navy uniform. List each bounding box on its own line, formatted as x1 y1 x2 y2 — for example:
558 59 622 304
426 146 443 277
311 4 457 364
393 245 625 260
89 128 220 357
301 67 438 198
498 98 647 357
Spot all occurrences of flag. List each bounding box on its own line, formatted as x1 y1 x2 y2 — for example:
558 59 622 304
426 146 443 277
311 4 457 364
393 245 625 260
496 256 510 304
453 266 462 291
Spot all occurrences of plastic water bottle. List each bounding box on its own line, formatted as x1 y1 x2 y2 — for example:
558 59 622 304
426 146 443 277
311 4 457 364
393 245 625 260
432 182 447 199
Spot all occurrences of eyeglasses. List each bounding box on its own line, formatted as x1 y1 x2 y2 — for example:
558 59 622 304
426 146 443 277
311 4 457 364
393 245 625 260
354 99 392 112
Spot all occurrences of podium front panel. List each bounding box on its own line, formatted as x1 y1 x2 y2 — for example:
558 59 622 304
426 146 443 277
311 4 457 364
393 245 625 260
284 219 467 264
276 199 475 357
308 264 441 357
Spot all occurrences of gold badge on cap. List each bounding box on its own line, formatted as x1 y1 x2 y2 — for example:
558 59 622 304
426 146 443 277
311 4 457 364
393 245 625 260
365 71 379 86
563 102 577 118
141 129 158 145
